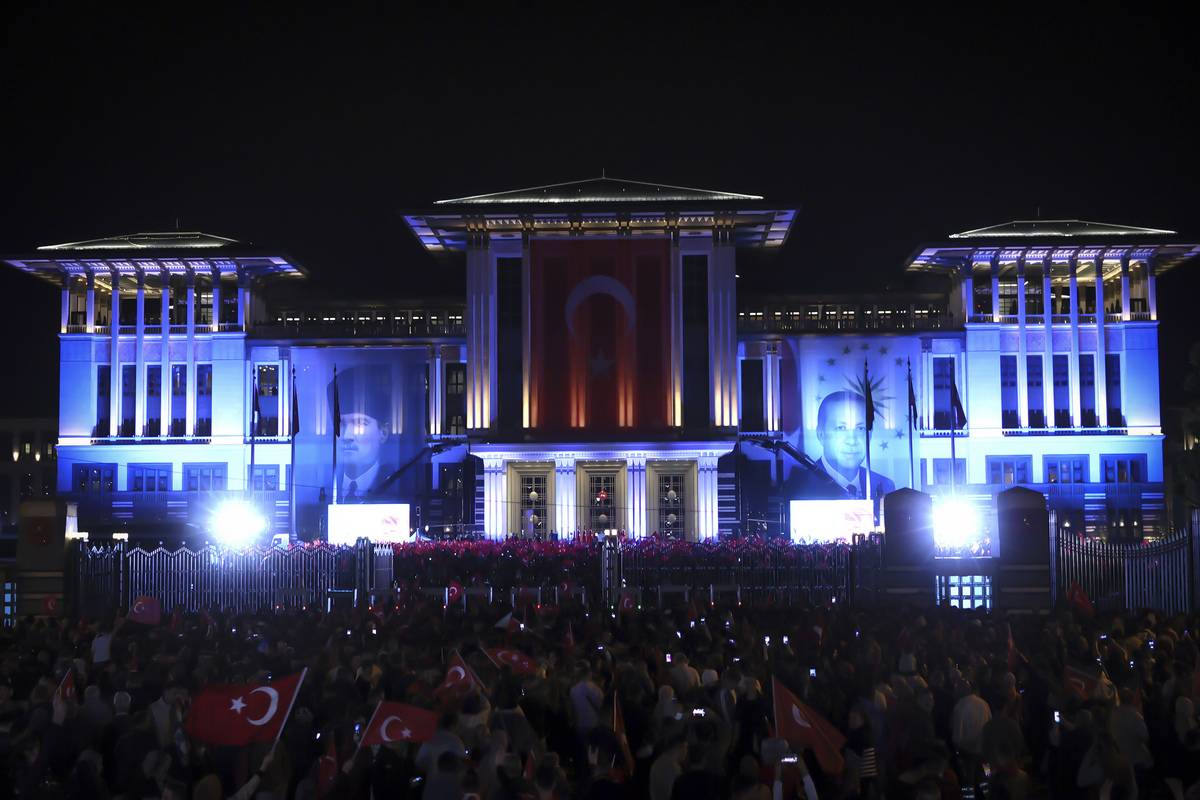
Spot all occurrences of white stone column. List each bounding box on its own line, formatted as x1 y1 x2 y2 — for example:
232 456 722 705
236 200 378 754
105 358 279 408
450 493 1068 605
628 456 647 538
236 271 249 330
134 272 146 437
428 346 443 436
1120 256 1131 321
160 271 172 436
1042 257 1055 428
764 342 781 432
85 272 96 332
989 255 1000 321
1147 261 1158 320
1016 256 1028 428
697 456 719 540
1094 255 1108 428
1068 254 1081 428
109 271 121 435
483 457 506 539
554 458 576 536
669 232 684 427
210 270 222 332
465 234 495 430
521 233 532 429
186 272 196 436
60 276 70 333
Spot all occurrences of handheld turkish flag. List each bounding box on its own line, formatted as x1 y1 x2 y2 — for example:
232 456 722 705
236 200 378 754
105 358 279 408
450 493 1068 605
361 701 438 746
56 668 77 704
618 590 637 615
563 622 576 654
436 650 481 696
447 581 463 606
128 596 162 626
1066 582 1095 618
485 647 538 676
1063 664 1099 700
42 596 60 616
558 579 575 600
772 676 845 776
185 670 306 746
316 737 338 799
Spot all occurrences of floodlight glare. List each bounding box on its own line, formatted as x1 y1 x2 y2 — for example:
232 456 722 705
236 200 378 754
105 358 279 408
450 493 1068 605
933 497 981 552
211 500 267 547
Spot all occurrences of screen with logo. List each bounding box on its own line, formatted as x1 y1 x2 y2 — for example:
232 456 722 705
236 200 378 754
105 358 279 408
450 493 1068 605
789 499 874 542
327 503 412 544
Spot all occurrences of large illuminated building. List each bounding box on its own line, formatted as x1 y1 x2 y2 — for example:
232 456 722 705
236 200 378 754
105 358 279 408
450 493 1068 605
3 182 1196 542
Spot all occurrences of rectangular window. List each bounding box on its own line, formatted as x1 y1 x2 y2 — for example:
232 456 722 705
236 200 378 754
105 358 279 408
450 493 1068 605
145 365 162 437
170 365 187 436
987 456 1031 485
1000 355 1019 429
128 464 171 493
1101 454 1147 484
254 364 279 437
935 574 992 610
444 363 466 436
520 474 547 534
248 464 279 492
1026 355 1044 428
196 364 212 437
197 290 213 325
1044 455 1088 484
931 458 966 486
120 364 136 437
932 356 955 430
184 463 226 492
972 263 993 316
1053 354 1071 428
1023 262 1043 315
588 473 616 530
72 464 116 494
1105 354 1122 426
740 359 765 431
658 473 686 538
1079 355 1097 428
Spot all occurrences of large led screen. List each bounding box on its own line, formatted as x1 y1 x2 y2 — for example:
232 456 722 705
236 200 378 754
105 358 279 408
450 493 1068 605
788 499 874 542
327 503 412 545
291 347 429 537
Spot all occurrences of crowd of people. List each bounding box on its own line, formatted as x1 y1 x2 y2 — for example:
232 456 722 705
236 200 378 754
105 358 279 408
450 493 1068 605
1 585 1197 799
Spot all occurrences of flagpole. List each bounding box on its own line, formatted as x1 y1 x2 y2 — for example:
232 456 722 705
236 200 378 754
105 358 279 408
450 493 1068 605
907 358 916 489
862 359 873 507
331 365 338 506
274 667 308 744
250 374 258 503
949 416 957 496
353 700 383 759
289 366 297 542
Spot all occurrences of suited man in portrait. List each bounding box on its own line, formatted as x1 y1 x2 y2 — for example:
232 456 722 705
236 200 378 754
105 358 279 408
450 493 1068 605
328 365 398 502
811 390 895 503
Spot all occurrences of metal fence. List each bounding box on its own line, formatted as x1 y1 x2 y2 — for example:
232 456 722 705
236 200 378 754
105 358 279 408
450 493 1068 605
1052 519 1198 615
616 536 883 607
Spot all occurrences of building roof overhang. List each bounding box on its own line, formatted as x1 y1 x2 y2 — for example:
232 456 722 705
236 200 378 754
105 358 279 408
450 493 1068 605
405 176 797 254
2 231 306 286
906 220 1200 275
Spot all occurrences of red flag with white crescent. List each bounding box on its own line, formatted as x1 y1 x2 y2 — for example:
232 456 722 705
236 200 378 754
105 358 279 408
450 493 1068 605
436 650 481 696
772 676 845 776
360 701 438 746
485 647 538 676
128 596 162 626
56 668 76 704
530 239 670 432
185 671 306 746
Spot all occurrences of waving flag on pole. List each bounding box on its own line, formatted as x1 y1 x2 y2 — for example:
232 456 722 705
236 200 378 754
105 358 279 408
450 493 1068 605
435 650 482 697
185 670 307 746
772 676 845 776
485 647 538 676
360 701 438 745
290 366 300 438
950 374 967 430
128 596 162 626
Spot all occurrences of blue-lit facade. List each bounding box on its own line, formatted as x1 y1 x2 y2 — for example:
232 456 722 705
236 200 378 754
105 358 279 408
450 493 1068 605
3 194 1197 542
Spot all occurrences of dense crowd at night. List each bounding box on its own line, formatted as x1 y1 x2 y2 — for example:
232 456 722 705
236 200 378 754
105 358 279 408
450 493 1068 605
1 581 1195 800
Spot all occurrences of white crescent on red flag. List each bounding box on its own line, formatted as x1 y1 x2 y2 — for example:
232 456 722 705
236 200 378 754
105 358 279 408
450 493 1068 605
185 671 306 746
56 669 76 704
128 595 162 626
361 701 438 746
772 676 845 776
436 650 481 696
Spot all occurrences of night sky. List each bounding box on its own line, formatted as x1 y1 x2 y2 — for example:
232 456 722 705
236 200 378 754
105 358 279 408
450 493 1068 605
1 7 1196 419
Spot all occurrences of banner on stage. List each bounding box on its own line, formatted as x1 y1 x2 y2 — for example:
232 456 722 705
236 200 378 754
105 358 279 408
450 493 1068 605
789 499 874 543
328 503 412 544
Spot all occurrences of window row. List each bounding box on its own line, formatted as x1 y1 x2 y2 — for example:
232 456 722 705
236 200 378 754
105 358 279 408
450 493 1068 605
924 453 1150 486
72 463 287 494
95 364 213 438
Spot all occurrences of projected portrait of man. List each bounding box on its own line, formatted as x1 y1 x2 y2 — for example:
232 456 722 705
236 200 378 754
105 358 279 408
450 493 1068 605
814 390 895 501
328 366 396 502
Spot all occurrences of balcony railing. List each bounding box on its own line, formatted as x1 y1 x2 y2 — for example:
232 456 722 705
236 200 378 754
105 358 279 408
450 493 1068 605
170 325 188 334
739 313 951 334
1051 315 1070 324
217 323 243 332
94 325 111 335
118 325 136 335
64 324 89 334
253 317 467 338
1079 314 1097 324
144 325 162 335
1130 312 1153 321
1025 315 1044 325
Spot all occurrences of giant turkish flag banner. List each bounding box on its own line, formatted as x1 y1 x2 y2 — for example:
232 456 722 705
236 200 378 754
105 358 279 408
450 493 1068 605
485 647 538 676
772 676 845 776
361 701 438 746
530 239 671 432
185 672 305 746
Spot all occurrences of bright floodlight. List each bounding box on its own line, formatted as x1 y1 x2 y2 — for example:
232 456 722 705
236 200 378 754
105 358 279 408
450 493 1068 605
211 499 267 547
933 497 981 552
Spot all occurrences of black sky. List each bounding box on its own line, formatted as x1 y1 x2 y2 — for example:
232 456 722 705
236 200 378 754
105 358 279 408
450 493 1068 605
1 6 1197 417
